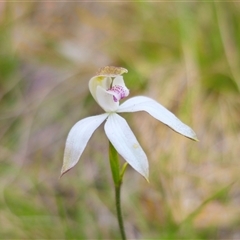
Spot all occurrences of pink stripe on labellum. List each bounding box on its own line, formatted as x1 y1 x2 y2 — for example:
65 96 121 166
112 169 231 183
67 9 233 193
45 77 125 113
107 85 129 102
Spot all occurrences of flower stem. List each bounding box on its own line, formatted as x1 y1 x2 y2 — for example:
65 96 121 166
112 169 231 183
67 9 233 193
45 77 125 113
109 141 127 240
115 183 126 240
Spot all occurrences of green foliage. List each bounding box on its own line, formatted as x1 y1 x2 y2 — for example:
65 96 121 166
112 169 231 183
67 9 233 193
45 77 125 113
1 2 240 239
203 73 239 95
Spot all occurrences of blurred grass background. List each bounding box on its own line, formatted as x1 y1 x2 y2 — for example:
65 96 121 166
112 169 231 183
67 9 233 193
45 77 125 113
0 2 240 239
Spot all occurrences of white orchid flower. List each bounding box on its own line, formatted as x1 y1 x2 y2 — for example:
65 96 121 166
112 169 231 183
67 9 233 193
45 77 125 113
61 66 198 180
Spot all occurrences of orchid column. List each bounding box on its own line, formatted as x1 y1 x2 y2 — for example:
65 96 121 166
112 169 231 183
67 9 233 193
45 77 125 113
61 66 198 239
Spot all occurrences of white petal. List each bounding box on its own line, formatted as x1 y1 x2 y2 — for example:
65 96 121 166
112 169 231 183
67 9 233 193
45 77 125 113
89 76 111 101
61 113 108 176
96 86 119 112
104 113 149 180
112 76 125 87
118 96 198 141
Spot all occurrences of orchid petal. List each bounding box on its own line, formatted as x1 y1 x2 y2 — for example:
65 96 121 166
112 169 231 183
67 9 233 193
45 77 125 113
112 76 126 87
61 113 108 176
118 96 198 141
96 86 119 112
104 113 149 180
89 76 111 101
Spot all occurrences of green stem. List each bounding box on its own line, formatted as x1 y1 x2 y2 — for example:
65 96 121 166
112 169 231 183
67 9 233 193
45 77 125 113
109 141 127 240
115 183 126 240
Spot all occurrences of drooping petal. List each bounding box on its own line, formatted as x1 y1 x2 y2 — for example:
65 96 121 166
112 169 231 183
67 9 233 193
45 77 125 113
118 96 198 141
61 113 109 176
104 113 149 180
96 86 119 112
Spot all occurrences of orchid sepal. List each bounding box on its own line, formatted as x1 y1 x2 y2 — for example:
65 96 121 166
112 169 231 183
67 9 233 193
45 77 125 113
117 96 198 141
61 113 108 176
104 113 149 181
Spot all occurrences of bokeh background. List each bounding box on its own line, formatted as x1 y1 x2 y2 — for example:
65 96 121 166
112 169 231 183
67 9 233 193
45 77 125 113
1 2 240 239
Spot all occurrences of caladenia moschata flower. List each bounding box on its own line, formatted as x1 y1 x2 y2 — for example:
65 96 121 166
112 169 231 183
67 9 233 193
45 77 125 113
61 66 198 181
